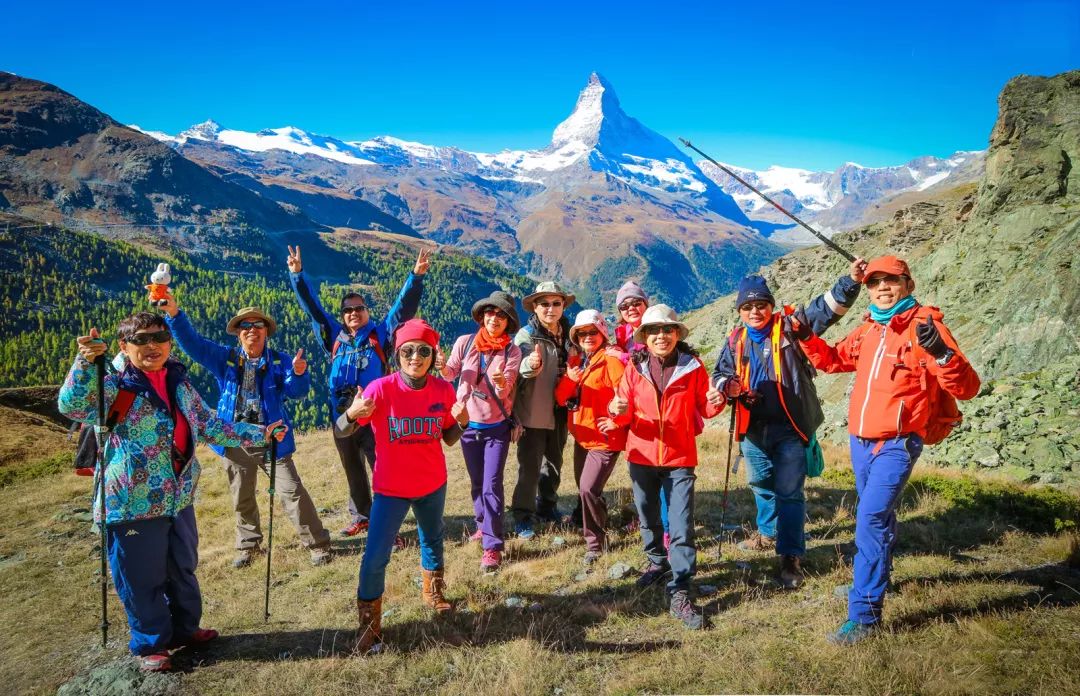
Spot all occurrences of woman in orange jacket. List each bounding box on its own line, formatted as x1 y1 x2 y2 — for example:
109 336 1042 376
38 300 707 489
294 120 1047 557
608 304 726 629
554 310 627 566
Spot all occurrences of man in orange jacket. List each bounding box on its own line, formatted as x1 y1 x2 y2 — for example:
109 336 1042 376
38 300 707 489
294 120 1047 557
795 255 980 644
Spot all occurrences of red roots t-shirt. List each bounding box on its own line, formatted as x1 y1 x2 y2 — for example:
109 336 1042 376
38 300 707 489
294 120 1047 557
359 372 458 498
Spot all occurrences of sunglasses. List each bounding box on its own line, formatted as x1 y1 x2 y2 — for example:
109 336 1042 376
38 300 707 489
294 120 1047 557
865 274 907 289
618 299 644 312
237 320 267 330
537 301 563 308
398 345 434 360
739 301 772 312
643 325 678 336
123 330 172 346
576 329 601 339
483 308 509 320
342 305 368 315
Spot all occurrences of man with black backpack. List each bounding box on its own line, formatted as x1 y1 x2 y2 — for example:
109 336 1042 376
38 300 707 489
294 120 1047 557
794 255 980 644
287 245 430 536
161 296 332 568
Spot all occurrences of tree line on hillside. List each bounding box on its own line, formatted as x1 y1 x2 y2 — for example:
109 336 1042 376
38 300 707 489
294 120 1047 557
0 223 533 430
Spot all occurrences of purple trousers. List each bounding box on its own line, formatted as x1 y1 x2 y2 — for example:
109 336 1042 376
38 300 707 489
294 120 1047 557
461 421 511 550
572 444 620 552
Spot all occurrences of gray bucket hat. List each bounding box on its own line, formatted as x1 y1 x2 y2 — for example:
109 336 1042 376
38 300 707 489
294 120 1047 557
471 290 520 334
523 281 576 313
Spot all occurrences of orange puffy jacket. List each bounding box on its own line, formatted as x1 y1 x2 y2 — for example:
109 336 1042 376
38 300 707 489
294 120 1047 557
612 351 725 468
799 305 980 440
555 350 627 451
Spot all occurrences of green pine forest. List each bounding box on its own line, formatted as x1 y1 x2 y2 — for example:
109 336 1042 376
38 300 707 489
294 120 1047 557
0 222 534 430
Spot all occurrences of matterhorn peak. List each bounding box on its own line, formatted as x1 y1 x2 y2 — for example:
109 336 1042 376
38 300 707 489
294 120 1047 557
550 72 626 149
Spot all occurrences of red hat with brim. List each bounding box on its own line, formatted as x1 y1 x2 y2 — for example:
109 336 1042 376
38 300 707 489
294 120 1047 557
393 318 440 351
864 255 914 288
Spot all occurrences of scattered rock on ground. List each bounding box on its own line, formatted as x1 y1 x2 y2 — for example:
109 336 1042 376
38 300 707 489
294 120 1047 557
608 562 634 580
57 657 182 696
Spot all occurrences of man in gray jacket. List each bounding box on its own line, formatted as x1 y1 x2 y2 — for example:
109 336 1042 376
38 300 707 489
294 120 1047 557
510 281 575 539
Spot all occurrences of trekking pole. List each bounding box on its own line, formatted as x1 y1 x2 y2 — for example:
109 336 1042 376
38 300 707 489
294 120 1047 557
263 425 286 622
716 392 738 560
679 138 856 262
93 353 110 648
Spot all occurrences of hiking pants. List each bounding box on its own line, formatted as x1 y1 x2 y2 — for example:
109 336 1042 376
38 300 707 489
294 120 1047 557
511 415 569 521
107 505 201 656
848 434 924 624
573 444 620 552
741 422 805 556
333 423 377 522
461 421 511 551
628 462 696 594
222 446 331 551
357 484 447 601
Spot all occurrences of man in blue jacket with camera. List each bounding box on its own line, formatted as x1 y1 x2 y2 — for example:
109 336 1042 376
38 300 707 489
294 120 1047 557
162 294 332 568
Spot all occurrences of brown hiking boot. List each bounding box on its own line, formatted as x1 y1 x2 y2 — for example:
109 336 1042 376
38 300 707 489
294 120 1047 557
736 533 776 553
779 554 804 590
421 569 452 614
353 597 383 655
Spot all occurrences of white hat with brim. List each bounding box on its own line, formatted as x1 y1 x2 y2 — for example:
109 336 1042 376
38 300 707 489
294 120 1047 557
568 309 609 346
522 281 576 313
633 304 688 344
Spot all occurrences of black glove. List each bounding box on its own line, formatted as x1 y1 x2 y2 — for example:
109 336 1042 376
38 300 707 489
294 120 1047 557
739 390 761 407
915 316 948 358
791 307 814 341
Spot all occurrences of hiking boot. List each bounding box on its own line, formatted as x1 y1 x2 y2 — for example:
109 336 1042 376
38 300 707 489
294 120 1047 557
353 597 383 655
310 546 332 566
736 533 776 553
583 551 602 566
635 561 671 588
74 467 94 477
515 521 535 540
778 555 804 590
480 549 502 573
669 590 704 630
827 619 879 645
341 519 369 537
422 569 453 614
138 652 172 672
232 546 259 569
169 627 219 649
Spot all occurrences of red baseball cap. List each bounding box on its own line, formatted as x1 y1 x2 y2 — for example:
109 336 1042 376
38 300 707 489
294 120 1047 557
863 255 914 288
393 318 440 350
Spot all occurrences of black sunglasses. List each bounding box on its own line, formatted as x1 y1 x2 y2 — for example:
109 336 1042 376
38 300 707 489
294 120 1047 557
237 320 267 330
618 299 645 311
342 305 368 315
399 345 434 360
123 329 172 345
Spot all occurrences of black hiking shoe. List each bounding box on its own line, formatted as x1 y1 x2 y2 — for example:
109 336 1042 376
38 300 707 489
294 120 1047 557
669 590 704 630
635 561 671 588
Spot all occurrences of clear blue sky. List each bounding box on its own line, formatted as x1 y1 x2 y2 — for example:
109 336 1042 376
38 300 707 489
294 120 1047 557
3 1 1077 170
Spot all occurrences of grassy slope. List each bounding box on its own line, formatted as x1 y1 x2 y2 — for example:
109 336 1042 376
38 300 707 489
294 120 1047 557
1 429 1078 695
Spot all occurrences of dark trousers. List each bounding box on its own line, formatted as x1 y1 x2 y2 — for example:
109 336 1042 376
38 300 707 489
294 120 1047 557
461 422 511 551
358 484 446 601
511 418 569 522
573 444 620 552
628 462 697 594
107 506 202 656
333 423 377 521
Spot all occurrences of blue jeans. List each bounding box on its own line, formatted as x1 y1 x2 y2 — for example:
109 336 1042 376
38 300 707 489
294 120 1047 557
107 505 202 655
358 484 446 601
848 434 923 624
628 463 696 594
741 422 806 556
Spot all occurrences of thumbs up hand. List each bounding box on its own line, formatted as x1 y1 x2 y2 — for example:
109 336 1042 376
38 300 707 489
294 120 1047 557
77 327 107 362
292 348 307 375
609 394 629 416
527 344 543 371
915 315 948 359
434 346 446 372
346 388 375 421
490 358 507 390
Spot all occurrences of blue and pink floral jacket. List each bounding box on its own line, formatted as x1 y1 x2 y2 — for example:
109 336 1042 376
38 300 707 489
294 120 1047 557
58 355 266 526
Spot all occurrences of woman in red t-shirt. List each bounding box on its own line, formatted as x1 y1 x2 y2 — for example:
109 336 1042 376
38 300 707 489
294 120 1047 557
334 319 468 655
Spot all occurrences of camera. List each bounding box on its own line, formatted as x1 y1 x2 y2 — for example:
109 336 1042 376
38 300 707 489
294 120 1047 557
334 387 356 415
565 397 580 412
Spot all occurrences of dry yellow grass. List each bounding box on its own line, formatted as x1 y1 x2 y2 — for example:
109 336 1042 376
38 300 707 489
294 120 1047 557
1 426 1079 695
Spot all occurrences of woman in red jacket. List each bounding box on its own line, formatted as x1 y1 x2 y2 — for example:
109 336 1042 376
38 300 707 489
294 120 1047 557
608 304 726 629
555 310 626 566
335 319 469 655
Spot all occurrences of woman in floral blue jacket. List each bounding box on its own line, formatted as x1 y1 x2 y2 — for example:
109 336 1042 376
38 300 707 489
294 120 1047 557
58 312 286 672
